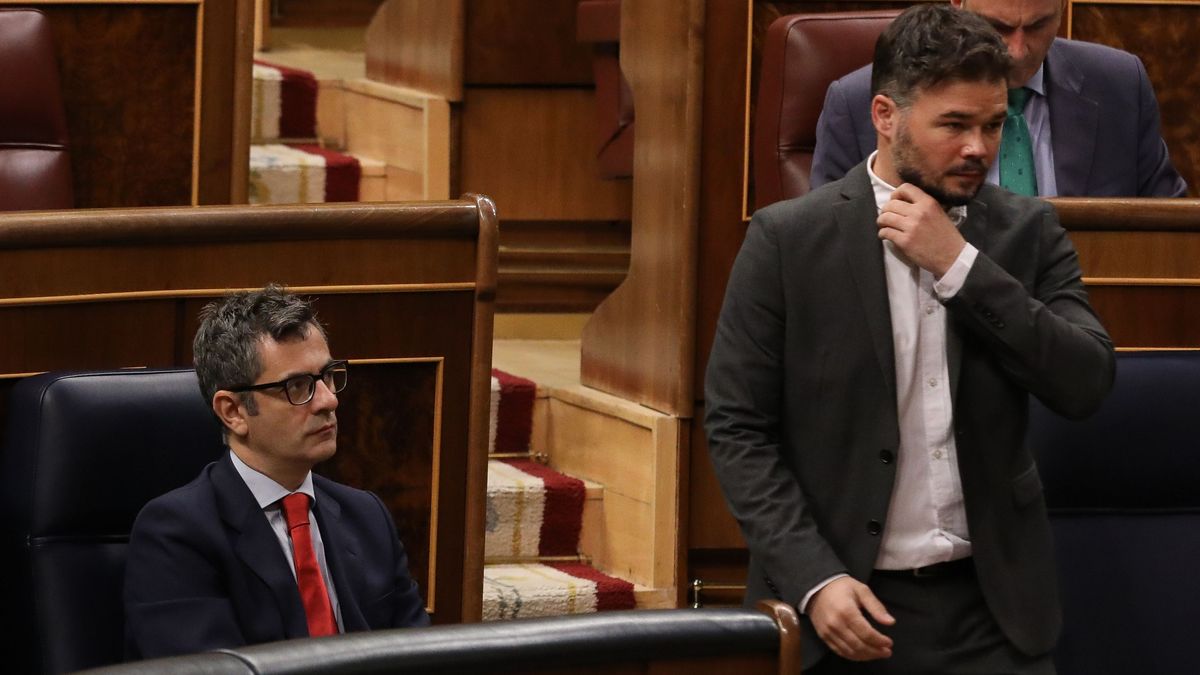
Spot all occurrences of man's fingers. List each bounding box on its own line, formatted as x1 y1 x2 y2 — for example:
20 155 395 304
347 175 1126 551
855 585 897 626
892 183 932 204
876 211 906 233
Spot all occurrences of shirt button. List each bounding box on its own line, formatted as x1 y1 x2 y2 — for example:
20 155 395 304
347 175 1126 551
925 305 935 315
928 378 937 387
867 520 883 536
933 449 943 460
879 449 894 464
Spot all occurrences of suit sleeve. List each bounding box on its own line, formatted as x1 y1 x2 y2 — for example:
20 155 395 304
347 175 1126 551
368 492 430 628
946 202 1115 419
704 210 847 608
124 498 246 659
811 79 865 190
1132 55 1187 197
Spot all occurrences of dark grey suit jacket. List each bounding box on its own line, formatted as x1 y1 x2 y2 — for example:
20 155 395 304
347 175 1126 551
125 452 430 660
811 38 1187 197
705 163 1115 667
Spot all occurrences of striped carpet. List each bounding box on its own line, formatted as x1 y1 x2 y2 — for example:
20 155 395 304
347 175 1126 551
482 563 635 621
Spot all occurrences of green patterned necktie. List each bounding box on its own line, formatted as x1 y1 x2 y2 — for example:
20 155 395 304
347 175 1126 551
1000 87 1037 196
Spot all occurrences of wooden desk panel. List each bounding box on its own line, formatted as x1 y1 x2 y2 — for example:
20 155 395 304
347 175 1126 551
9 0 253 206
0 199 497 623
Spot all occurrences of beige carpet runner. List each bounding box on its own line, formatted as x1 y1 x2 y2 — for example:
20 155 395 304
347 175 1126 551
249 60 360 204
484 370 635 619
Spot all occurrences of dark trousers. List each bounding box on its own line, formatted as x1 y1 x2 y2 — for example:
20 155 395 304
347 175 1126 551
807 561 1055 675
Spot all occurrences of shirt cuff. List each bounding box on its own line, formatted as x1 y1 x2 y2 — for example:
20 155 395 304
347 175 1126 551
933 243 978 299
799 573 849 614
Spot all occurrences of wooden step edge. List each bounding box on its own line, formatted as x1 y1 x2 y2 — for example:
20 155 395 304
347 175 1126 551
483 554 591 566
633 586 675 609
250 136 321 146
343 77 445 106
482 466 604 502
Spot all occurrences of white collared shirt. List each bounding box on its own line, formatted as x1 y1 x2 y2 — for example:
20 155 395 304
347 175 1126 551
229 450 344 630
799 154 978 612
867 153 974 570
986 64 1058 196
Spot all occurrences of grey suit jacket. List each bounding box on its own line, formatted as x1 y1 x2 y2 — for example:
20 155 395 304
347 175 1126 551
704 163 1115 667
811 38 1187 197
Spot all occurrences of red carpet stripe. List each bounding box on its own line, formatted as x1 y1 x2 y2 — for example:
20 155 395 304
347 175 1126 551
548 562 636 611
492 369 536 455
502 459 584 556
289 144 361 202
255 59 318 138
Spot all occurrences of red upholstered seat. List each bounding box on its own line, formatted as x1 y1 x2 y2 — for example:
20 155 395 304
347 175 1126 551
754 10 898 208
0 9 73 211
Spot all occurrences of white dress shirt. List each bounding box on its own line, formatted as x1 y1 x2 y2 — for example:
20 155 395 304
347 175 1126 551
986 64 1058 196
229 450 344 630
867 153 974 570
800 153 977 611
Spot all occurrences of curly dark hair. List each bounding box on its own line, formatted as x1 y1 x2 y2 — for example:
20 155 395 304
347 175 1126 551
871 4 1011 108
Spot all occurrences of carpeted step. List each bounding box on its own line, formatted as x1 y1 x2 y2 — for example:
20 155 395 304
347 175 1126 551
482 562 635 621
486 458 585 559
249 143 361 204
489 369 536 455
252 60 318 142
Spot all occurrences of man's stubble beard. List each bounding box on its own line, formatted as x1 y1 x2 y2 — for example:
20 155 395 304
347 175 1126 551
893 123 986 207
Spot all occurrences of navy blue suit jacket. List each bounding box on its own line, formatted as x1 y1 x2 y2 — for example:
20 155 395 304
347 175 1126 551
811 38 1187 197
124 452 429 660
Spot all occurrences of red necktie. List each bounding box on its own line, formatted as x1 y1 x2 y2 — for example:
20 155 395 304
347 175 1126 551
281 492 338 637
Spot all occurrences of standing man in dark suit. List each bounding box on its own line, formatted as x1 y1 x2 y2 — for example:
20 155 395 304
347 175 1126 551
706 5 1114 673
125 285 429 659
811 0 1187 198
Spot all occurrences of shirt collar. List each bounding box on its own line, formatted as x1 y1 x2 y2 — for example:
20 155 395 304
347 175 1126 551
866 151 968 226
229 449 316 509
1020 62 1046 97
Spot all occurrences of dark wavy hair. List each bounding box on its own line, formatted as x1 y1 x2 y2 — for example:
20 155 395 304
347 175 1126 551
871 4 1011 108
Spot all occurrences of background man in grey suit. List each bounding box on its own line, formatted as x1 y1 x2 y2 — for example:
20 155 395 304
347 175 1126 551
706 5 1114 673
811 0 1187 197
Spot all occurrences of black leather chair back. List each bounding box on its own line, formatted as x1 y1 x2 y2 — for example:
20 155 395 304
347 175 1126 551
79 606 789 675
1 369 223 674
1028 351 1200 675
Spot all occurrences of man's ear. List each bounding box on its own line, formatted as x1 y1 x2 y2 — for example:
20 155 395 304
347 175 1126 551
213 391 250 438
871 94 900 142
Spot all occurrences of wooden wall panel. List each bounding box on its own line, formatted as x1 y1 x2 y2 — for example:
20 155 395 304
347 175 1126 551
365 0 464 101
272 0 387 27
459 89 632 221
1054 197 1200 348
197 0 255 205
40 5 197 207
463 0 594 85
1068 2 1200 197
580 0 706 415
25 0 252 207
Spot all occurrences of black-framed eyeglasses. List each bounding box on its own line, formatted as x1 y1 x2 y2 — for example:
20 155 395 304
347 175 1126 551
227 360 349 406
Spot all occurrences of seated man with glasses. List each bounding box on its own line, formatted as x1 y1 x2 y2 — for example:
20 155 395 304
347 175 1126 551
124 284 429 660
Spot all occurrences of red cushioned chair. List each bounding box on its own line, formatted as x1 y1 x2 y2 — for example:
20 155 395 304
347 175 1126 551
0 8 73 211
753 10 898 208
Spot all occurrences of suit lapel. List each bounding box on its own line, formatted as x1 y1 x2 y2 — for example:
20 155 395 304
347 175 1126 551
950 195 997 402
313 479 369 632
1045 40 1098 196
213 454 309 639
836 164 896 397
